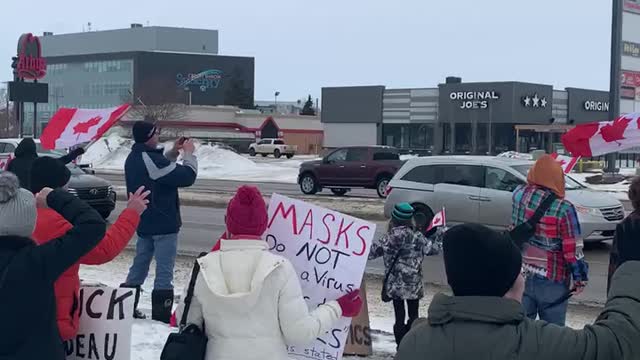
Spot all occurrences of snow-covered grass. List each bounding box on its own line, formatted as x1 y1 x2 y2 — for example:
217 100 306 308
79 250 600 360
83 134 310 183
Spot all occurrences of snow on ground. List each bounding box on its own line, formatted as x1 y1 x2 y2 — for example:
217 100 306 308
80 250 600 360
83 134 312 183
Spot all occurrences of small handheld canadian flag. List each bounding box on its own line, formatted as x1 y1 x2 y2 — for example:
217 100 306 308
40 104 131 150
550 153 581 174
427 208 446 232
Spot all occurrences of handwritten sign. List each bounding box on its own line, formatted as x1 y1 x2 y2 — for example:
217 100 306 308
65 286 134 360
343 279 372 356
266 194 376 360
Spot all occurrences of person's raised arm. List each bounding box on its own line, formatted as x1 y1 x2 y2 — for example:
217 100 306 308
141 140 197 188
31 188 106 282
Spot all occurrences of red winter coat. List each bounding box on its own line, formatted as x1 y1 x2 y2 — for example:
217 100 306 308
32 208 140 340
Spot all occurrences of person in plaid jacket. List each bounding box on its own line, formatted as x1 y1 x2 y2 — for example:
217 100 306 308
511 155 588 326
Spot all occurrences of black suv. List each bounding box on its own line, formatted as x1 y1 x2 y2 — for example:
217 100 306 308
0 139 116 219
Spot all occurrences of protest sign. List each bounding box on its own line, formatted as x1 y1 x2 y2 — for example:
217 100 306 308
266 193 376 360
65 285 134 360
344 279 372 356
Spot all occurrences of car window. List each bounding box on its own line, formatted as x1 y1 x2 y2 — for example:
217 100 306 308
512 164 584 190
5 144 15 153
373 151 400 160
0 144 6 153
258 140 269 145
485 167 523 192
327 149 348 162
274 140 285 145
435 164 484 187
346 148 368 162
402 165 436 184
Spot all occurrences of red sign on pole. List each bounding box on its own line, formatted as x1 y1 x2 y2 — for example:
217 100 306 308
16 33 46 80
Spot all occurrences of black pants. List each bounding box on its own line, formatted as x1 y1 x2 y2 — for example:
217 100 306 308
393 299 420 328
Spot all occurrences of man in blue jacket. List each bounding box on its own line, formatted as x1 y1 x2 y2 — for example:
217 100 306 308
121 121 197 322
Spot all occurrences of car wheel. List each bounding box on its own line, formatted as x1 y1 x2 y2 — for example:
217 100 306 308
376 176 392 198
300 173 318 195
286 154 294 159
274 149 282 159
249 148 256 157
412 203 436 237
331 188 349 196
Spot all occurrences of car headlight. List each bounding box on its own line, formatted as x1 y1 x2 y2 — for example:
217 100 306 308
575 205 601 217
108 185 114 193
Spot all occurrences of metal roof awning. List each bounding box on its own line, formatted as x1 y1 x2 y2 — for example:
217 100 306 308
514 124 574 133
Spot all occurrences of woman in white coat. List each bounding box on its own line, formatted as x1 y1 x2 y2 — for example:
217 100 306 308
179 186 363 360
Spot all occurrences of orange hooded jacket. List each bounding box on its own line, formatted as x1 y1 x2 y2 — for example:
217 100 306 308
527 155 566 198
32 208 140 340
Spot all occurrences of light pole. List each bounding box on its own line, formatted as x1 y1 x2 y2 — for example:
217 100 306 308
606 0 623 173
274 91 280 113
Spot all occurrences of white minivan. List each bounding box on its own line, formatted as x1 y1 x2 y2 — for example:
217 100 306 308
385 156 625 242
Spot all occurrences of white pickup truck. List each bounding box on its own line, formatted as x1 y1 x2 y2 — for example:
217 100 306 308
249 138 297 159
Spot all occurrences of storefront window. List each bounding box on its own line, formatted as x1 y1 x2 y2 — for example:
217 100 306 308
493 124 515 153
455 123 472 154
477 123 489 154
383 124 435 150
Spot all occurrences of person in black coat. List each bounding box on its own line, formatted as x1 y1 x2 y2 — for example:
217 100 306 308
0 171 106 360
6 137 84 191
608 176 640 293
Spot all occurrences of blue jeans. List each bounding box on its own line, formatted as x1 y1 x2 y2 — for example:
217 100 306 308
522 275 569 326
125 233 178 290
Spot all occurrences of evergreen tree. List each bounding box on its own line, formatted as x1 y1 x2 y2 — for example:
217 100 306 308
301 95 316 116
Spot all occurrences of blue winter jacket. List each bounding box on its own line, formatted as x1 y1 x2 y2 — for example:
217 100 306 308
125 143 198 236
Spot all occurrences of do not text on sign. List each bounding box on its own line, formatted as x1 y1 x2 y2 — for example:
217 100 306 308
265 194 376 360
65 285 135 360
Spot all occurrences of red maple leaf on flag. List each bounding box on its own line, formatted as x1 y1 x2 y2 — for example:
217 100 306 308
600 117 631 145
73 116 102 135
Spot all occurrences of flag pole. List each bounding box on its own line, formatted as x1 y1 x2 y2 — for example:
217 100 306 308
606 0 623 173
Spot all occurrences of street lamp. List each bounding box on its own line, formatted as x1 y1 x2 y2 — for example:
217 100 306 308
274 91 280 113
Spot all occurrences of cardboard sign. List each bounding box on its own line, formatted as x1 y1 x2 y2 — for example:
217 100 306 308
266 194 376 360
65 286 134 360
343 279 372 356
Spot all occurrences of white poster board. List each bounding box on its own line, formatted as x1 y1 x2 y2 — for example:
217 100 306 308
65 286 135 360
266 194 376 360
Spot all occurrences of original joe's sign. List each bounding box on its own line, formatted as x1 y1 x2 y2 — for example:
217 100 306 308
583 101 609 112
449 91 500 110
16 33 46 80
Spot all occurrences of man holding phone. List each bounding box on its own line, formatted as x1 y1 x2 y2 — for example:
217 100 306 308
121 121 198 323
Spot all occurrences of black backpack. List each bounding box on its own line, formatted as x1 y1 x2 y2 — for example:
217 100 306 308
509 193 557 249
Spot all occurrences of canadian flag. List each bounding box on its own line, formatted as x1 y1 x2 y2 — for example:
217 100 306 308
0 155 11 170
561 112 640 157
40 104 131 150
427 208 446 232
550 153 580 174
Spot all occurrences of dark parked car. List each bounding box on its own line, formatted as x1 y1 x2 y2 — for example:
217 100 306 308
298 146 405 198
0 138 116 219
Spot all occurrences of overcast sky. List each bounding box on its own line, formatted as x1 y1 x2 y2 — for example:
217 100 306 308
1 0 612 102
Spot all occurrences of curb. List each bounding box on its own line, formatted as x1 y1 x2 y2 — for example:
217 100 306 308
115 186 388 222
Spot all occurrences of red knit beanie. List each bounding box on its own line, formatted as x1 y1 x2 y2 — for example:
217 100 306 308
225 186 268 236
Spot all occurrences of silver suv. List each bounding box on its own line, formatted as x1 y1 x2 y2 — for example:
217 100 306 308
385 156 624 242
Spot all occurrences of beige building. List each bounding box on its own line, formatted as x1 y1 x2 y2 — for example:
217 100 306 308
120 105 323 154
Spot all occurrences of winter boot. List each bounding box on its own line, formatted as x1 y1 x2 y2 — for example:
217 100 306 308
120 283 145 319
393 323 408 348
152 289 174 324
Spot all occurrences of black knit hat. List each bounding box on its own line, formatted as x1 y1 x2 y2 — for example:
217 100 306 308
132 121 157 143
443 224 522 297
30 156 71 194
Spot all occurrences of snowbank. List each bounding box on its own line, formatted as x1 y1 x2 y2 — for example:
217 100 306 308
83 135 303 183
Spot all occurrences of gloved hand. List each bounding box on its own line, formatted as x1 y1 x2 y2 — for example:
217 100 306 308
337 289 363 317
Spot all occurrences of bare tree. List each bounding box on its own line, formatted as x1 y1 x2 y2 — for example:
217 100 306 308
121 87 189 140
0 87 17 138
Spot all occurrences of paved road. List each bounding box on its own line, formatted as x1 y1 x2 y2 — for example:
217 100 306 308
99 172 380 199
111 203 612 305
